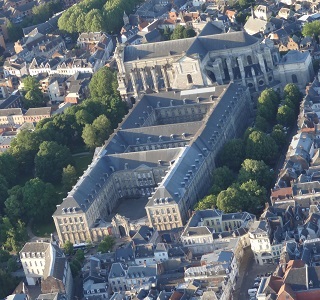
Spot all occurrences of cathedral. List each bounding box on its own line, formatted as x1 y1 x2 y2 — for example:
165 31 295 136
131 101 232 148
115 23 314 99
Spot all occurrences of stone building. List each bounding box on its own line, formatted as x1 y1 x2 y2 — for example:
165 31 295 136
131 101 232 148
53 82 252 245
115 23 313 99
114 23 282 100
19 241 73 300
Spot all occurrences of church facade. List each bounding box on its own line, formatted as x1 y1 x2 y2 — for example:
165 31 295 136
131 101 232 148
115 23 313 99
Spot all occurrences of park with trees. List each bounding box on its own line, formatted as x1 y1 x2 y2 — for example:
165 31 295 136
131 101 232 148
195 84 302 214
57 0 142 34
0 68 127 261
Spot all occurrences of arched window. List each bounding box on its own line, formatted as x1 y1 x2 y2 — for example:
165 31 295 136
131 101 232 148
292 74 298 83
247 55 253 65
187 74 193 84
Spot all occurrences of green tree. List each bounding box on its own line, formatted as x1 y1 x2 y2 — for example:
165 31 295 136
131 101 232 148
0 152 18 185
98 235 115 253
0 175 8 211
218 139 245 171
22 76 45 108
163 27 172 40
283 83 301 106
185 27 196 38
194 194 217 210
4 220 28 252
4 186 24 222
277 105 295 127
0 269 19 298
75 109 95 126
238 180 267 213
0 249 11 263
209 166 235 195
7 257 19 272
89 67 118 98
255 115 268 132
85 9 104 31
246 130 278 165
82 115 112 149
7 20 23 42
9 129 41 174
63 241 74 255
302 20 320 39
171 25 191 40
22 178 58 221
74 249 85 263
271 124 287 150
35 141 72 183
238 159 274 189
62 165 78 192
257 88 280 123
216 186 244 213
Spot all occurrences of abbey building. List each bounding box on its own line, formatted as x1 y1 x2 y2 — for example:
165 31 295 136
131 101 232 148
115 23 313 99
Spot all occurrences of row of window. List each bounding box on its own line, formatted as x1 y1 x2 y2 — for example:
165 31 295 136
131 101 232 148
58 216 84 225
25 260 43 267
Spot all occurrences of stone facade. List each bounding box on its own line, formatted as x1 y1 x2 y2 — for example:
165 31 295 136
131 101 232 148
53 83 253 245
115 24 282 100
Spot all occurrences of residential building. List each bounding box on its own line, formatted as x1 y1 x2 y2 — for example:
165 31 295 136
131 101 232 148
83 257 108 299
3 57 28 77
23 107 52 123
20 241 73 300
249 220 283 265
53 83 252 245
0 108 24 125
180 209 255 254
108 263 157 292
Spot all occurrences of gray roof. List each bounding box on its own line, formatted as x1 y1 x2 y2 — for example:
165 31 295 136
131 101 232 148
109 263 126 279
124 31 258 62
279 50 310 64
20 241 50 253
24 107 52 116
0 108 22 116
126 265 157 278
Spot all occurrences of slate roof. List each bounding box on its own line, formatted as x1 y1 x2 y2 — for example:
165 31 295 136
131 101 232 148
109 263 127 278
0 108 22 116
20 242 50 254
126 265 157 278
124 31 258 62
24 107 52 116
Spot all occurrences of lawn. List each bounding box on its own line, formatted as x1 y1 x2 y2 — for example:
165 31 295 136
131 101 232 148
32 220 56 238
73 153 93 176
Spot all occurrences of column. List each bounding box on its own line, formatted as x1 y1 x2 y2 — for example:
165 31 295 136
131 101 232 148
140 68 147 91
237 56 246 86
226 57 234 81
257 52 268 83
161 66 170 91
150 67 159 92
130 70 138 96
212 60 223 85
264 47 274 69
251 67 259 92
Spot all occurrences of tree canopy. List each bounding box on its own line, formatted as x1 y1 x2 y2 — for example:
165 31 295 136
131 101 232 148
277 105 295 127
35 141 72 183
82 115 112 148
238 159 274 189
302 20 320 38
209 166 235 195
58 0 141 34
171 25 196 40
98 235 115 253
89 67 118 98
246 130 278 165
22 76 46 108
218 139 245 171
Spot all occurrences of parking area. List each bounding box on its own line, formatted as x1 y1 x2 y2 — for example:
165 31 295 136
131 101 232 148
238 260 277 299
